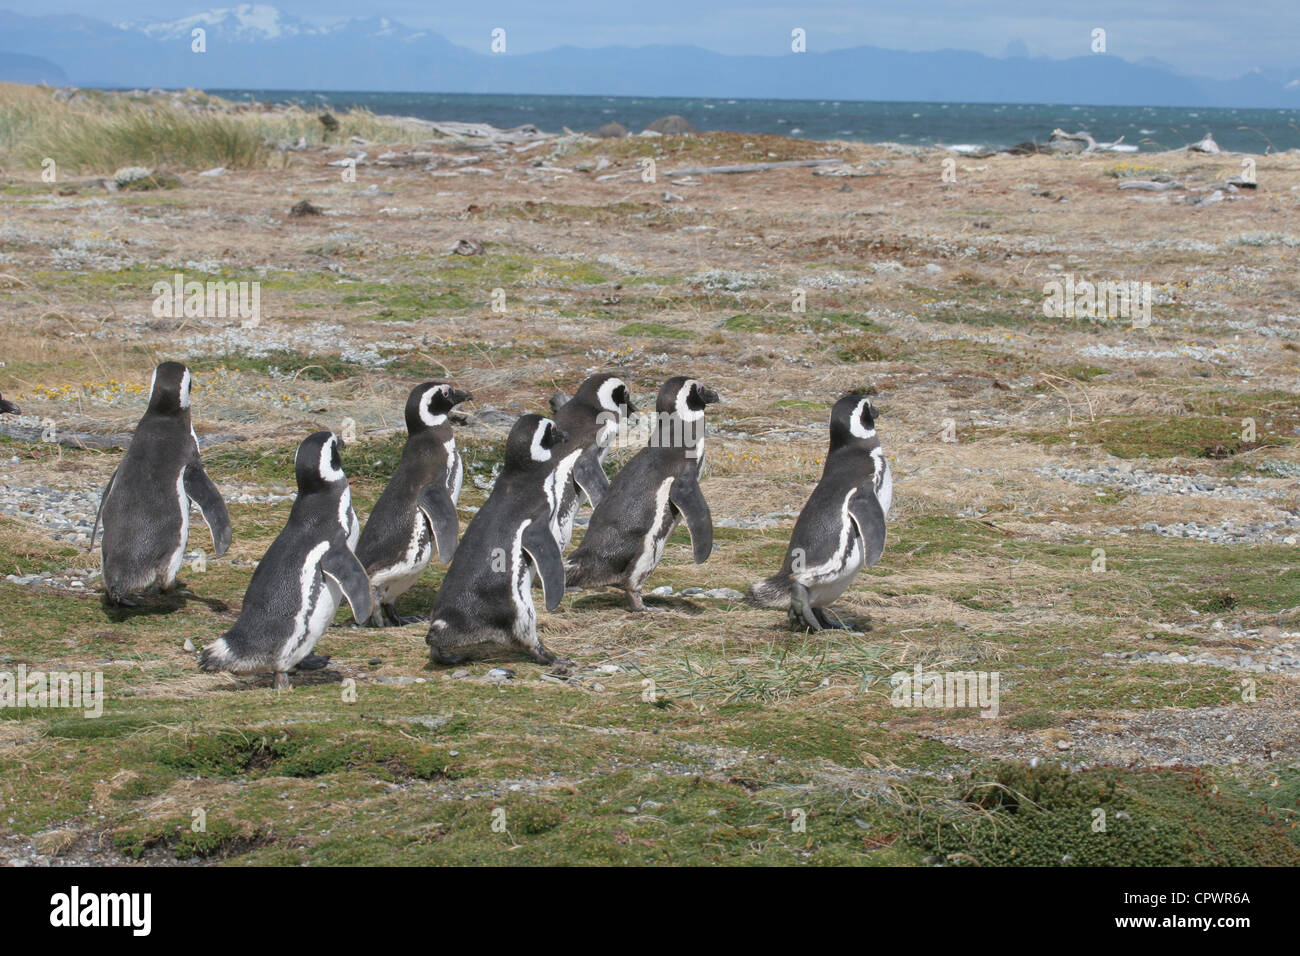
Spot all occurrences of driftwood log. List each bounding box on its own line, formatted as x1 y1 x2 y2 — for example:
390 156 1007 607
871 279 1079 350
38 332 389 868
661 159 843 176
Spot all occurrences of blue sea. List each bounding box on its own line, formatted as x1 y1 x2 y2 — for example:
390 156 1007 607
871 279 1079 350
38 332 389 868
211 90 1300 154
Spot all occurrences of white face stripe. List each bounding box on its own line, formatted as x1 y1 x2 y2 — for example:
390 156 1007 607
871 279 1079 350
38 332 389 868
419 385 449 428
849 399 875 440
179 368 191 409
529 420 554 462
676 380 704 422
597 378 624 413
318 436 345 483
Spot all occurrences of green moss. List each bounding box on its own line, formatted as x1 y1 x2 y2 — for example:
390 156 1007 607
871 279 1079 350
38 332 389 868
617 322 694 339
914 763 1300 866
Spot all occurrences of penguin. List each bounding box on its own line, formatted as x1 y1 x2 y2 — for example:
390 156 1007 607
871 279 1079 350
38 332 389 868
549 373 636 550
0 392 18 415
747 393 892 631
199 431 372 689
355 381 472 626
426 414 571 666
91 362 231 606
564 376 719 612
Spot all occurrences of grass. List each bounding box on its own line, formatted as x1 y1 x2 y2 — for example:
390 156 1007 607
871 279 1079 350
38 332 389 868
3 97 1300 865
0 83 428 173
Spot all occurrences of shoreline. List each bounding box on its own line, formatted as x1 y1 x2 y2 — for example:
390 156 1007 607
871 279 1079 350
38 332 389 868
24 83 1300 155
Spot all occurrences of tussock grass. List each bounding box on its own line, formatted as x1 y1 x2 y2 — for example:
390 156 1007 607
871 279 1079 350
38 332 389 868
0 83 426 174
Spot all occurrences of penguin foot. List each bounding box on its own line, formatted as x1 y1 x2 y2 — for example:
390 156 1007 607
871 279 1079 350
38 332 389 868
813 607 848 630
106 593 139 608
527 645 558 666
626 591 665 613
429 649 467 667
294 654 331 671
788 584 824 631
273 671 291 690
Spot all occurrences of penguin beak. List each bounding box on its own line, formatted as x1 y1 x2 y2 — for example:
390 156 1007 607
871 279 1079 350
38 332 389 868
0 400 19 415
450 388 473 406
623 396 638 415
699 386 720 405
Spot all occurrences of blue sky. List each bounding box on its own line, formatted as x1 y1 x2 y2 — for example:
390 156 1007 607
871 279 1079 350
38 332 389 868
27 2 1300 79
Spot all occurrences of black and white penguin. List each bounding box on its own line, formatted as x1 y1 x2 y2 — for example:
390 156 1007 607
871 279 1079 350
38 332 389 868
91 362 231 606
549 373 636 550
564 376 718 611
747 394 892 630
0 392 18 415
355 382 472 626
425 414 570 666
199 432 372 689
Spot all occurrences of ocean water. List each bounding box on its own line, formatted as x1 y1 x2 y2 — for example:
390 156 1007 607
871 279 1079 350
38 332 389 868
212 89 1300 154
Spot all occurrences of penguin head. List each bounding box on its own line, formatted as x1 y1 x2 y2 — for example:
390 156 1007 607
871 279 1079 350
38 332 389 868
830 393 881 448
296 430 347 493
147 362 192 416
505 414 568 469
575 374 636 417
0 392 19 416
658 377 720 421
407 381 472 432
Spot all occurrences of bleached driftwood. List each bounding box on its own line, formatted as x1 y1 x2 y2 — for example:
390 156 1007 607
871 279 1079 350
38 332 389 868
1118 180 1184 191
377 117 551 146
662 158 843 176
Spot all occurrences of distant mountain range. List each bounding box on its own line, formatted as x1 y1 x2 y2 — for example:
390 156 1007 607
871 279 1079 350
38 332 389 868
0 3 1296 107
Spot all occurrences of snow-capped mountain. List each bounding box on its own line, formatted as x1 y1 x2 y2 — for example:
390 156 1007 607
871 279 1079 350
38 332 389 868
0 5 1295 106
115 5 428 45
116 4 323 42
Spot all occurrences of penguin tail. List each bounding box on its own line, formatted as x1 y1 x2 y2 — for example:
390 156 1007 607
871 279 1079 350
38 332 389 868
198 636 236 673
563 556 587 588
746 575 792 610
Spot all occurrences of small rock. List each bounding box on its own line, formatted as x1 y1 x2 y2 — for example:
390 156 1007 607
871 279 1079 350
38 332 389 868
486 667 514 681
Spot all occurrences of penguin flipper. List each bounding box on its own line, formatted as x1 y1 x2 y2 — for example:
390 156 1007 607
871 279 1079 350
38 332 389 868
847 491 888 568
522 520 565 611
417 485 459 562
322 546 374 623
184 463 232 556
669 474 713 564
89 467 118 552
572 454 610 508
